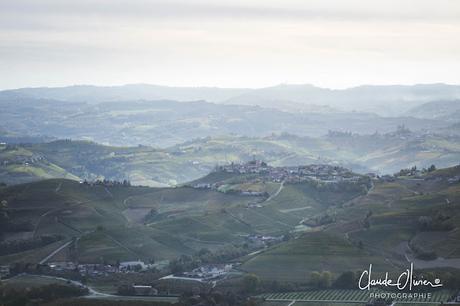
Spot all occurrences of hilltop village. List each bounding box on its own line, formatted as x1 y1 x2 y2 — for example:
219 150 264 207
224 160 362 182
193 160 367 190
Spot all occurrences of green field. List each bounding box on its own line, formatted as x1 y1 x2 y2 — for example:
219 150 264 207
2 274 71 289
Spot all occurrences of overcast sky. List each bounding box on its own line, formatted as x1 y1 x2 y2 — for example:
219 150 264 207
1 0 459 89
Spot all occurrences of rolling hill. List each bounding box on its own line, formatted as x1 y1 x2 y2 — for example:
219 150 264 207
0 95 453 148
2 130 460 186
1 163 460 286
405 100 460 121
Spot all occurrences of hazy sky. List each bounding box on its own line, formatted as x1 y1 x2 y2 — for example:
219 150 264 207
1 0 460 89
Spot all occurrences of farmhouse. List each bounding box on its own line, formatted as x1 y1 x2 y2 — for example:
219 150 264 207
77 263 118 276
132 285 158 296
183 264 231 279
120 260 149 271
246 234 283 247
48 261 76 271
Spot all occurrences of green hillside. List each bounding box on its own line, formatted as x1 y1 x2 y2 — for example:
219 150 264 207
0 143 79 185
0 163 370 266
1 164 460 288
0 179 257 264
240 166 460 281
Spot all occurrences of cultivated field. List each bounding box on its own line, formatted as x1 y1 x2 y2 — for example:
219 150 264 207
259 289 455 305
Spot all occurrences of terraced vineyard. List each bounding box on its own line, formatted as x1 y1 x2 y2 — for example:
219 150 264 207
259 289 455 305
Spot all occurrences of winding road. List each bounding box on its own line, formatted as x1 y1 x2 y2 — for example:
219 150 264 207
39 240 73 264
264 180 285 204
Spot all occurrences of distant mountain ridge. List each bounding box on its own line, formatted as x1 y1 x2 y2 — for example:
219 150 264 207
0 84 251 104
2 83 460 116
224 83 460 116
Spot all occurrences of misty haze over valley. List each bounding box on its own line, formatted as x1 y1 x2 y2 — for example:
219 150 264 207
1 83 460 186
2 1 460 305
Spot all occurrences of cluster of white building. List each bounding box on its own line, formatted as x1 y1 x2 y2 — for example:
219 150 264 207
246 234 284 248
183 264 233 280
161 263 233 282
